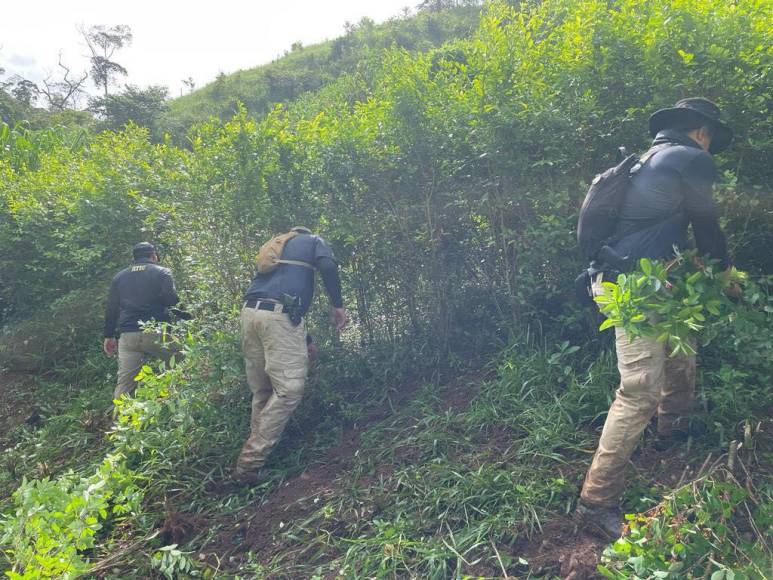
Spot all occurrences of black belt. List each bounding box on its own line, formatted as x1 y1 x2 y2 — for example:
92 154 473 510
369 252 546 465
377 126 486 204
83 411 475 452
243 299 284 313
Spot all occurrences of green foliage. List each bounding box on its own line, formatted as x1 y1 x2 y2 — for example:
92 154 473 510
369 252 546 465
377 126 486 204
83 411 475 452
1 455 142 579
1 318 248 577
0 286 107 372
150 544 198 579
0 122 88 173
160 4 483 138
1 0 772 576
599 473 771 579
223 340 606 577
88 85 169 135
595 254 753 356
0 123 185 321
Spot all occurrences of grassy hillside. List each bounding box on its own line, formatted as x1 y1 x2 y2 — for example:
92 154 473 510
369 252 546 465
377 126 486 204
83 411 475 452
1 0 772 577
159 4 483 137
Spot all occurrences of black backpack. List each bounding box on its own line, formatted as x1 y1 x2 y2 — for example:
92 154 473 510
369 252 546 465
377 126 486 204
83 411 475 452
577 145 667 261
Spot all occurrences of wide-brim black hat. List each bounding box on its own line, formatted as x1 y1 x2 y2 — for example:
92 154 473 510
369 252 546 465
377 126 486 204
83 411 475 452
649 97 732 154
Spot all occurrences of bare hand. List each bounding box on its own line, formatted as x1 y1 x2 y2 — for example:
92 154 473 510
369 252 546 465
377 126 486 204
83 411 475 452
725 282 742 299
331 307 347 332
720 266 743 298
307 341 319 363
103 337 118 356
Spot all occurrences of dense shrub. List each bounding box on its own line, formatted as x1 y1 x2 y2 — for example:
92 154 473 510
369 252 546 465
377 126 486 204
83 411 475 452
2 0 771 359
1 0 771 576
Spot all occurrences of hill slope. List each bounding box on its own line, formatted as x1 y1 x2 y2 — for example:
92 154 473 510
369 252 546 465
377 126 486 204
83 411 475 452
1 0 771 577
159 4 482 136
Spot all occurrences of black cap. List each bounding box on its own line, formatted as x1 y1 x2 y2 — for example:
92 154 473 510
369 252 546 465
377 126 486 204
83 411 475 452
649 97 732 154
132 242 156 260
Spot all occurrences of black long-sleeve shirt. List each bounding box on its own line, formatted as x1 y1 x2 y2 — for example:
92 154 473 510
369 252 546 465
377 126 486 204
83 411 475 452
612 129 730 269
244 233 343 316
103 259 179 337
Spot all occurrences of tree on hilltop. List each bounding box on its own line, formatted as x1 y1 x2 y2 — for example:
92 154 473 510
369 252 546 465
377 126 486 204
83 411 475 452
81 24 133 98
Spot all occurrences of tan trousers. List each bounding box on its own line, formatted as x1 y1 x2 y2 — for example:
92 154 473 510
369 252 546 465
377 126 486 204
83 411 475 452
236 305 308 473
581 277 696 507
115 332 175 399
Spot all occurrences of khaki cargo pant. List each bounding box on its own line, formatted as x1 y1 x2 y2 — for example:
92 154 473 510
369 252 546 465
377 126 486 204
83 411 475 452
580 276 696 507
236 305 308 474
115 331 176 399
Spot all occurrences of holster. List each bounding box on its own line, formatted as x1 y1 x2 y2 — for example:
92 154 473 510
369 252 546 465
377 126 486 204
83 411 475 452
596 245 634 273
281 293 303 326
575 269 595 307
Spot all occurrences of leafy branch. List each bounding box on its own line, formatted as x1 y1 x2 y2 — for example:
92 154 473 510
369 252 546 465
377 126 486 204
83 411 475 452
595 252 750 357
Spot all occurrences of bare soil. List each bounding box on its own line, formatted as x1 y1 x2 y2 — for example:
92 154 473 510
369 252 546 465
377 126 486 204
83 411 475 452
193 376 483 574
516 518 607 579
0 371 41 450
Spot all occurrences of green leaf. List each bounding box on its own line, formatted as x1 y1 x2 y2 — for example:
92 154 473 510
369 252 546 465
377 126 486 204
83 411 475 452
599 318 616 331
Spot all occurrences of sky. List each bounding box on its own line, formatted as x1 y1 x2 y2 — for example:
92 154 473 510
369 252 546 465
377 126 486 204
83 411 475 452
0 0 416 100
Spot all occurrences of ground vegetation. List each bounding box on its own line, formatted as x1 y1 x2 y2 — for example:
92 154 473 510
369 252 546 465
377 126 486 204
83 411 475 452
0 0 771 577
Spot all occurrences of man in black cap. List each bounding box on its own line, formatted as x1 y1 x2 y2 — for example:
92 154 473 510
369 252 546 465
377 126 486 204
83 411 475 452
234 227 346 484
576 98 736 538
103 242 180 399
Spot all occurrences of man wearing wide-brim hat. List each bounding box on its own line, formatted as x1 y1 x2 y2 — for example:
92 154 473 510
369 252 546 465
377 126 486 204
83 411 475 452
575 98 737 539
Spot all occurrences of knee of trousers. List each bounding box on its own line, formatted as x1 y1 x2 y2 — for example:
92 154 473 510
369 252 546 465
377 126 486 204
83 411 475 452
274 384 305 408
617 368 662 406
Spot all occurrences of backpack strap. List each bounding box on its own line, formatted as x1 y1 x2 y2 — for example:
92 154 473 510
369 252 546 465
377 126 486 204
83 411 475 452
628 143 671 176
603 142 681 263
276 259 315 269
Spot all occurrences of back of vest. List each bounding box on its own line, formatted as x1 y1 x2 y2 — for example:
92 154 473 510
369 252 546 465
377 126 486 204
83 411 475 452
244 234 335 316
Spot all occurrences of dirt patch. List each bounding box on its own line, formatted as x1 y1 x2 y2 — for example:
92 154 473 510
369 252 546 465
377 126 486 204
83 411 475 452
197 400 378 559
197 429 361 571
157 496 212 546
441 372 489 412
515 518 606 579
195 374 485 572
0 372 41 450
196 372 607 577
632 439 714 495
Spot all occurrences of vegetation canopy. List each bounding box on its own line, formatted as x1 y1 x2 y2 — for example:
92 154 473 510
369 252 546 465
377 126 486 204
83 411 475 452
0 0 771 577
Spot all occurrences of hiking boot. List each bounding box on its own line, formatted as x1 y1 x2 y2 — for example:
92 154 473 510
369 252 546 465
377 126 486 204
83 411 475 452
574 501 624 540
653 429 689 451
232 468 270 486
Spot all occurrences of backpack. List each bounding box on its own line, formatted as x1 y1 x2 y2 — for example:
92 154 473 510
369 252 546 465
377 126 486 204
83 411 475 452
255 231 314 274
576 145 667 261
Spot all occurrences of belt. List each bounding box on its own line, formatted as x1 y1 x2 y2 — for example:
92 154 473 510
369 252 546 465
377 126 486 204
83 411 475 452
243 299 285 313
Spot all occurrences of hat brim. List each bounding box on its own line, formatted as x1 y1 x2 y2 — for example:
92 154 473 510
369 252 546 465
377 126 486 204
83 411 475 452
649 107 732 154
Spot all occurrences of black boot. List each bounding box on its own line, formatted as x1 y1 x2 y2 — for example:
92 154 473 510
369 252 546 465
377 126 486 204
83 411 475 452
233 467 271 486
653 429 689 451
574 501 624 540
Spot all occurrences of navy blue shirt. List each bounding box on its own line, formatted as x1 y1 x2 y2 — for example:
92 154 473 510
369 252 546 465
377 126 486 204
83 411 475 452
612 130 730 269
244 234 342 316
104 259 179 337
